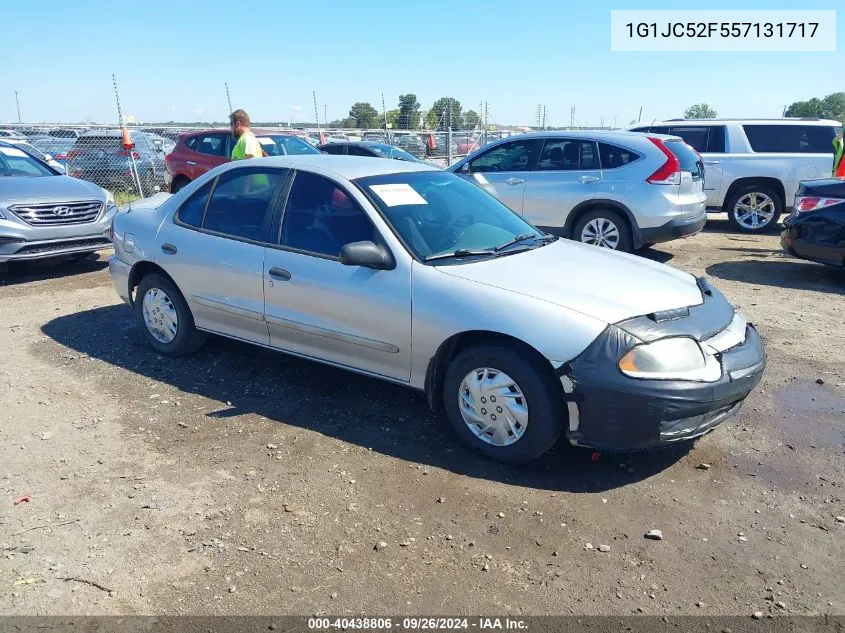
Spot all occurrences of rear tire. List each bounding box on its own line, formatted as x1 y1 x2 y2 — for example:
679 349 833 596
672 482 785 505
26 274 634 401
443 344 563 464
573 209 632 252
134 273 206 356
726 184 782 233
170 176 190 193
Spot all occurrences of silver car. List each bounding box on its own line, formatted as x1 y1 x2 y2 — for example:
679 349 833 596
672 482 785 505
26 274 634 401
0 141 116 266
108 156 765 463
449 131 707 252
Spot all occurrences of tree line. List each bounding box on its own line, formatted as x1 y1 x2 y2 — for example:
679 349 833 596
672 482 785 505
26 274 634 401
331 95 481 130
682 94 845 124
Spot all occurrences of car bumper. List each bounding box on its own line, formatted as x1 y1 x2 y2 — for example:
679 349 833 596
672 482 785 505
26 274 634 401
0 234 113 263
561 285 766 452
109 254 132 305
638 212 707 246
781 223 845 268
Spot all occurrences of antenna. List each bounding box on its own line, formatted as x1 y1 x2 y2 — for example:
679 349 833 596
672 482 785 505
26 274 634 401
648 118 656 132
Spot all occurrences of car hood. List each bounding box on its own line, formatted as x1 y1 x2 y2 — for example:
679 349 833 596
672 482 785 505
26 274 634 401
0 175 106 204
435 240 704 325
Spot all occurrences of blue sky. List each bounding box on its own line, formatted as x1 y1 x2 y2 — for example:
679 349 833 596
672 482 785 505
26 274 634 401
1 0 842 126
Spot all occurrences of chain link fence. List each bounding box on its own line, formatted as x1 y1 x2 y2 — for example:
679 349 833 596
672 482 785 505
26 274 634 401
1 121 518 200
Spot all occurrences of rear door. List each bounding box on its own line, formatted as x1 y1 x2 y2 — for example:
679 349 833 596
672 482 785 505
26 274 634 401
454 139 542 214
154 167 287 344
189 132 231 180
665 125 725 208
521 138 602 230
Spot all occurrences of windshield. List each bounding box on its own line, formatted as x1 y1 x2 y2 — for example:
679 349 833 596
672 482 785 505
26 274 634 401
259 135 321 156
0 146 56 177
369 144 420 162
356 170 546 261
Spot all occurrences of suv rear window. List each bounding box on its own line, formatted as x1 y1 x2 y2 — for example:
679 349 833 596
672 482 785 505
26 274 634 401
664 140 703 179
742 125 837 153
598 142 640 169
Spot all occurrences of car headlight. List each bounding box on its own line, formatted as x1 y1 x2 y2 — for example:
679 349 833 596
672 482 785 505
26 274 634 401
618 337 721 382
105 191 116 210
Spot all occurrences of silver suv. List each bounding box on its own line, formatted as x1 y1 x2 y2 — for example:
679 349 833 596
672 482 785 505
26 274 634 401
628 118 842 233
0 141 115 267
448 131 706 252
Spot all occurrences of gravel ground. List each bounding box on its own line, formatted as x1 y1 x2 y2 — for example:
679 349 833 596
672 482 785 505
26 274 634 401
0 214 843 616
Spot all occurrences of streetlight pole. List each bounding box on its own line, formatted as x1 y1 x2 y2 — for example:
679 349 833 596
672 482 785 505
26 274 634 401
324 104 328 128
15 90 21 123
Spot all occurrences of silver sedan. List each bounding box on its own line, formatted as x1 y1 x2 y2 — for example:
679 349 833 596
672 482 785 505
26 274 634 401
109 156 765 463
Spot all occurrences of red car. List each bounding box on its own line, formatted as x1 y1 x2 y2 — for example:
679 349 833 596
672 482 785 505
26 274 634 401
165 129 320 192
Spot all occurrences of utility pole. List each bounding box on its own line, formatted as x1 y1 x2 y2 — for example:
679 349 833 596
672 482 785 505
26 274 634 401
484 101 489 144
324 104 328 127
600 117 605 129
225 83 233 114
382 93 388 132
312 91 321 136
638 106 643 122
536 104 542 129
542 106 546 130
570 106 575 128
14 90 21 123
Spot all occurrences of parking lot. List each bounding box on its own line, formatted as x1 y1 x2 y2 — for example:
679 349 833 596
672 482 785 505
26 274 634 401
0 215 843 616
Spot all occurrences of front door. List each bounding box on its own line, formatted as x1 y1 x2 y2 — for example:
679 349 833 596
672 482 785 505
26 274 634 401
263 170 412 382
456 139 542 214
155 166 287 345
522 138 602 230
189 132 231 181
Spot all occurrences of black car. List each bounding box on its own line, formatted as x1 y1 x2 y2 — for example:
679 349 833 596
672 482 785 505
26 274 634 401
317 141 427 164
68 130 167 196
781 178 845 268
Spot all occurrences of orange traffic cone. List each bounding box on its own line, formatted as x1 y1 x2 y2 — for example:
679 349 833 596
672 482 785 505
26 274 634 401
427 133 436 150
319 131 327 145
121 127 135 150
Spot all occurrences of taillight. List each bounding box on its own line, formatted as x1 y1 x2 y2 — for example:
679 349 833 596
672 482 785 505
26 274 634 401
67 150 80 159
117 150 141 159
55 153 68 160
646 137 681 185
795 196 842 213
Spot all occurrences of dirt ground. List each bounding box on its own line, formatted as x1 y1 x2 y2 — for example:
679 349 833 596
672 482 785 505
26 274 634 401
1 214 843 617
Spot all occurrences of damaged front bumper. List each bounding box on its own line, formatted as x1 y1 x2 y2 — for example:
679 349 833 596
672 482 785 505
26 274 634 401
557 278 766 452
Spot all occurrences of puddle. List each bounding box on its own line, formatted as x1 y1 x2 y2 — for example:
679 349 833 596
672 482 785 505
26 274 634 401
774 381 845 448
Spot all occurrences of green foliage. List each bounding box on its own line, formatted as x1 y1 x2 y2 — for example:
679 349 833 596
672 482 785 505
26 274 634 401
430 97 463 130
464 110 480 129
397 94 421 130
785 93 845 124
349 102 379 129
683 103 718 119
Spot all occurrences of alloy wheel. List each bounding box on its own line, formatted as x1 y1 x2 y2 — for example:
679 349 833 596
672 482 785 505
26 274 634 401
734 192 776 230
580 217 620 249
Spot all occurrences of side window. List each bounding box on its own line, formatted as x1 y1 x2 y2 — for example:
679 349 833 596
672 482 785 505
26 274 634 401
668 127 709 153
280 171 376 258
347 145 374 157
321 144 346 155
176 181 212 228
536 139 599 171
468 140 541 173
742 125 835 153
598 142 641 169
185 136 198 151
201 169 283 241
195 134 228 157
706 126 726 153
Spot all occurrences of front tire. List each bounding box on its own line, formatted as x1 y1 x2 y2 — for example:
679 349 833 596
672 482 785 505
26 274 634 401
135 273 206 356
573 209 632 252
443 345 564 464
726 185 782 233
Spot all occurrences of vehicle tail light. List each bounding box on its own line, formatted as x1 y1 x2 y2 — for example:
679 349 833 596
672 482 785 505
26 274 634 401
55 153 68 160
646 137 681 185
117 150 141 159
67 150 80 159
794 196 842 213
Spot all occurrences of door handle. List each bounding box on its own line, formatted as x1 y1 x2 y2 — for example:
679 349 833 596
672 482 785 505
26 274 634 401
505 177 525 186
186 160 196 166
578 175 601 184
160 243 177 255
704 160 720 165
268 267 291 281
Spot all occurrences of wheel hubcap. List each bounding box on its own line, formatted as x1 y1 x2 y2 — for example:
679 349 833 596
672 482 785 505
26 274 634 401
581 218 620 249
142 288 178 344
735 192 775 229
458 367 528 447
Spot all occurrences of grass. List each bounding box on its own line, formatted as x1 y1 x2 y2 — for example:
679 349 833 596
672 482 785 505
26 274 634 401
114 191 142 207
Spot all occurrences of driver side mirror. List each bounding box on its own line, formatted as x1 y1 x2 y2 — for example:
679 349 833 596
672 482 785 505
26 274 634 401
455 162 470 174
339 241 395 270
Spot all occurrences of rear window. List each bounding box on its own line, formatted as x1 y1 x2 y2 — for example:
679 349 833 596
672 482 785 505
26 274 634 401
185 136 199 151
664 140 703 178
73 135 121 148
598 142 641 169
742 125 837 153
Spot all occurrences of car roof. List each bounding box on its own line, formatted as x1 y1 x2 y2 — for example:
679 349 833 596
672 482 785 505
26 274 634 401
630 118 843 126
220 155 436 179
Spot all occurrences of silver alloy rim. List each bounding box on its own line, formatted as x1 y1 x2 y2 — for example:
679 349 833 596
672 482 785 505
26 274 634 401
142 288 178 344
458 367 528 447
734 192 775 229
580 217 620 249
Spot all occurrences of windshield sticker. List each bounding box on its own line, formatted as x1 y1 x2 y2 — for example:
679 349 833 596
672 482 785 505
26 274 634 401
0 147 28 158
369 183 427 207
257 137 275 145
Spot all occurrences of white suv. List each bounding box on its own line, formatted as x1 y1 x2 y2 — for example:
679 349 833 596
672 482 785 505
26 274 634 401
628 119 842 233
